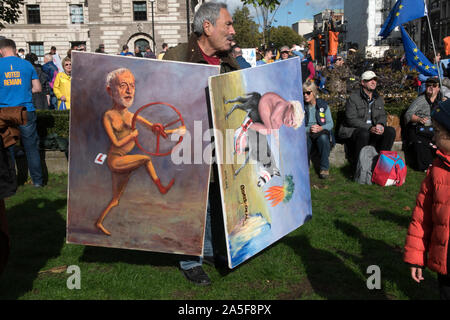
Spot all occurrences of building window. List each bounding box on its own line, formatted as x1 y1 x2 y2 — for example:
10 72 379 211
29 42 44 64
133 1 147 21
70 4 84 24
27 5 41 24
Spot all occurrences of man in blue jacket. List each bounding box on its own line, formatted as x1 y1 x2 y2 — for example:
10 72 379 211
42 53 59 109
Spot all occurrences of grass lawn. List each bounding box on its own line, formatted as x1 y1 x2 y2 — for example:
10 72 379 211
0 165 440 300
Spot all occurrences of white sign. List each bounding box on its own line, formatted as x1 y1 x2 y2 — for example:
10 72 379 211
242 48 257 67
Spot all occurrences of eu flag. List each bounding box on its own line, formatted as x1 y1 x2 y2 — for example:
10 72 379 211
400 26 438 77
378 0 427 39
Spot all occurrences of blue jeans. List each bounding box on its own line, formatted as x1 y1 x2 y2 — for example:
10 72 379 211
9 111 43 186
179 200 213 270
307 132 331 171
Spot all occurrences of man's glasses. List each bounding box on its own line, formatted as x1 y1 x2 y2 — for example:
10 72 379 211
303 91 313 95
426 83 439 88
281 51 289 54
336 58 343 61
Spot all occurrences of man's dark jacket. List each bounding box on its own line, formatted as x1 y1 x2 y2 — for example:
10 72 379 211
163 33 240 73
338 87 387 139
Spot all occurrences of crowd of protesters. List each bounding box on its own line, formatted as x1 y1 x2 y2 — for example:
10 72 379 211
0 0 450 298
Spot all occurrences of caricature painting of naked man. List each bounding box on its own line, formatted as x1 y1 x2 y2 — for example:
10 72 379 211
208 58 312 268
67 52 219 255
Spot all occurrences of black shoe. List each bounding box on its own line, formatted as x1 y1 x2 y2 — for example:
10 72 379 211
181 266 211 286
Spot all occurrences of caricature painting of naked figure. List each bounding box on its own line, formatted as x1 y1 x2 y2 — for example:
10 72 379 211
208 58 312 268
67 52 220 255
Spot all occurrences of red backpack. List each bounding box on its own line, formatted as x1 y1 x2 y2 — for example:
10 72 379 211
372 151 407 186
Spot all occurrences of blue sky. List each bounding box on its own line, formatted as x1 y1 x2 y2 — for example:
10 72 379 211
225 0 344 27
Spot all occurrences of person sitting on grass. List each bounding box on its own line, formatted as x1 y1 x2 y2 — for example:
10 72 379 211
303 79 334 179
404 99 450 300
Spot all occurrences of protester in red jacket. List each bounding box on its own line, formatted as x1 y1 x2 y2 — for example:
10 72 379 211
404 99 450 299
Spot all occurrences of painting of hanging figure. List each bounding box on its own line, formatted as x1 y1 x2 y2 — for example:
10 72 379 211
208 58 312 268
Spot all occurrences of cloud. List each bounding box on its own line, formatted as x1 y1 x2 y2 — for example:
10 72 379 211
223 0 254 14
306 0 343 10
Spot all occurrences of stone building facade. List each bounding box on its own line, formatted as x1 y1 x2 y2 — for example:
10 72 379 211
0 0 205 62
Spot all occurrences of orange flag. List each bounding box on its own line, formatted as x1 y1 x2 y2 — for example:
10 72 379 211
444 36 450 56
328 31 339 56
308 40 315 61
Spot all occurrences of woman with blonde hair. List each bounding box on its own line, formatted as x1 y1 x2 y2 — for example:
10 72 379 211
303 79 334 179
53 56 72 110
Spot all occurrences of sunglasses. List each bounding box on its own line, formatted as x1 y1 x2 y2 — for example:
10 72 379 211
281 51 289 54
303 91 313 95
426 83 439 88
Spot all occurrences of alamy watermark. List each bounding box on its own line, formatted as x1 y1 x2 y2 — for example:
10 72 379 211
66 265 81 290
366 265 381 290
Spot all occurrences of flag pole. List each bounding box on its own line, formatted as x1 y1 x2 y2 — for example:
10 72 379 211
424 1 443 88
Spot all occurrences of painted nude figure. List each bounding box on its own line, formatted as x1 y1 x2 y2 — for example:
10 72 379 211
225 92 304 186
95 68 185 236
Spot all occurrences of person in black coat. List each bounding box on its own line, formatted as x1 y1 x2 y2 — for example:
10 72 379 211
25 53 50 110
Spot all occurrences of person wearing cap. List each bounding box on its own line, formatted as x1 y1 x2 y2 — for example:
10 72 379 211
404 99 450 300
95 44 105 53
404 77 442 171
338 70 396 168
277 46 291 61
324 55 351 95
300 49 315 83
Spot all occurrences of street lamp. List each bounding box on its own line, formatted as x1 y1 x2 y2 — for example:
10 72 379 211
149 0 155 52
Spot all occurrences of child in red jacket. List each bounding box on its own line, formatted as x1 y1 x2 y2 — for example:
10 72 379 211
404 99 450 300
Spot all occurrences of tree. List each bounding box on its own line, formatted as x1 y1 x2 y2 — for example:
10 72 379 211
241 0 281 11
232 6 262 48
269 26 305 49
0 0 23 30
240 0 291 46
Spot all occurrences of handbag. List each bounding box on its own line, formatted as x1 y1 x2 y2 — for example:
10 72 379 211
372 151 407 187
415 124 434 138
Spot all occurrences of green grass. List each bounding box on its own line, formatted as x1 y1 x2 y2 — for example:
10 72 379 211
0 166 439 300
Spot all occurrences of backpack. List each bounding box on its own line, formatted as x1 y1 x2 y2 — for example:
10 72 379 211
354 145 378 185
371 151 407 187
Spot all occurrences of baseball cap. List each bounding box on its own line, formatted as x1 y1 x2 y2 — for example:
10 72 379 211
431 100 450 132
361 70 378 81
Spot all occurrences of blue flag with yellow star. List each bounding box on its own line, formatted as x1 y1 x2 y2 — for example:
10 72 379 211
378 0 427 39
400 26 438 77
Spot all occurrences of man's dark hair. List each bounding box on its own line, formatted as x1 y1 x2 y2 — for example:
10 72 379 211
0 38 16 51
122 44 129 51
25 52 38 64
51 46 57 51
162 43 168 49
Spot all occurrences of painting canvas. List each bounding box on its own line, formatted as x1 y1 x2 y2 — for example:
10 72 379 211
208 58 312 268
67 52 220 256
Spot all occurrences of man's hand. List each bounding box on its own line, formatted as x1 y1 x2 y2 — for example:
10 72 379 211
131 129 139 138
370 124 384 135
419 117 430 125
410 267 424 283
